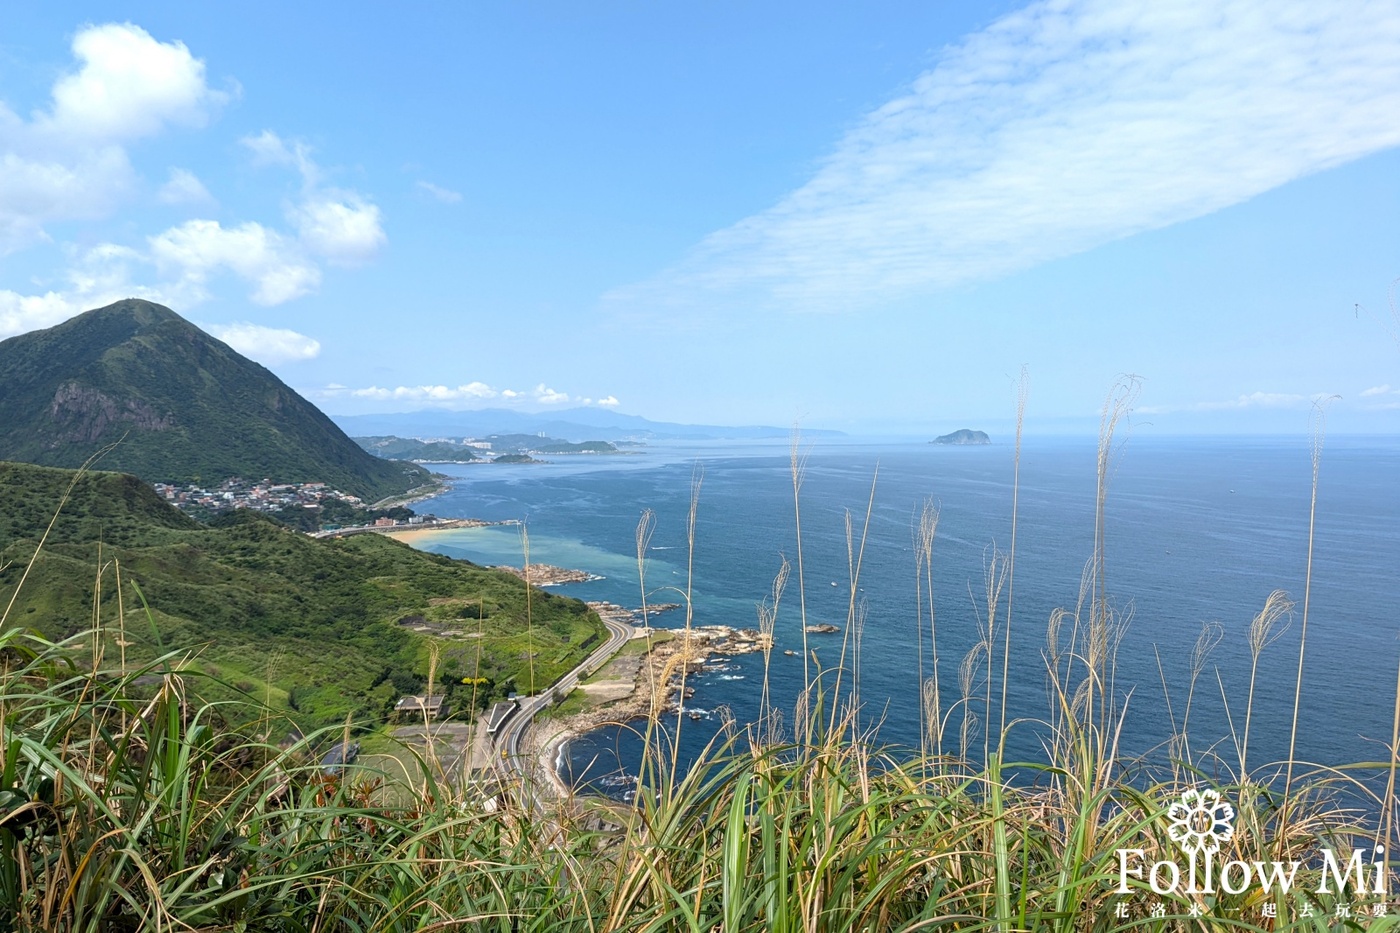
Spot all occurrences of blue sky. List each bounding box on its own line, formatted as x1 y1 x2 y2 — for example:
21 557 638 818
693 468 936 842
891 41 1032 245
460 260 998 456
2 2 1399 435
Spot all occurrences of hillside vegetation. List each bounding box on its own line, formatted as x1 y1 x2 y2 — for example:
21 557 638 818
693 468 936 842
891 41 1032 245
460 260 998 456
0 461 605 727
0 299 430 502
354 435 483 461
0 393 1394 930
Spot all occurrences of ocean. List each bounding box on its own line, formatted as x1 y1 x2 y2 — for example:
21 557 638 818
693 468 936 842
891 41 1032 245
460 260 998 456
400 434 1400 792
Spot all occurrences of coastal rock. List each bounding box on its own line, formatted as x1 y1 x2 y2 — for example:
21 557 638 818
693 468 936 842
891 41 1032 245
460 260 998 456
804 623 840 634
494 563 603 586
557 617 774 731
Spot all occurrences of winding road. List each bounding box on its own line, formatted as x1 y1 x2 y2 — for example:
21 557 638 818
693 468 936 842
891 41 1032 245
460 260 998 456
494 609 636 792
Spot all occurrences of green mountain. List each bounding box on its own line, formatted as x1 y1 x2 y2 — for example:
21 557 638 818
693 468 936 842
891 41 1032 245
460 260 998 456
355 435 482 461
0 460 605 727
0 299 430 503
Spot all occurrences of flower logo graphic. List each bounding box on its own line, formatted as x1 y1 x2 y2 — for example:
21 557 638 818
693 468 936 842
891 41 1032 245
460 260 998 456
1167 788 1235 855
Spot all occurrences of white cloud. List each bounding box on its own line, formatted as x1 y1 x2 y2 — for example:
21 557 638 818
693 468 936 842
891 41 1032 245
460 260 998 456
531 384 569 405
0 28 385 331
0 23 226 256
331 381 612 409
208 322 321 363
42 23 226 142
242 131 387 266
608 0 1400 316
291 194 386 265
157 167 215 205
0 289 82 339
1 211 325 332
351 383 501 402
1360 384 1394 397
0 147 134 252
0 243 171 338
416 180 462 204
149 219 321 305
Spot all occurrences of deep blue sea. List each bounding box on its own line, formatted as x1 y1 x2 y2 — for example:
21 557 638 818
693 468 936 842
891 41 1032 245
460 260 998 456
403 435 1400 792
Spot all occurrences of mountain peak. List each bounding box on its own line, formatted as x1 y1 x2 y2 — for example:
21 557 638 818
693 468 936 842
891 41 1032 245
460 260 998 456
86 297 181 324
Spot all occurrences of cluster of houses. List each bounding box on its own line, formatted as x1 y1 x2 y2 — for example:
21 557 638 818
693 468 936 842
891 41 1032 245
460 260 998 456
152 477 364 515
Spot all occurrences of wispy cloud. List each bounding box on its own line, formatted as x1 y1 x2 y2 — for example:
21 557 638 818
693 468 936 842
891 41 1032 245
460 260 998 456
607 0 1400 316
324 381 613 409
157 167 215 206
1139 391 1329 415
241 129 320 186
1361 384 1394 398
207 322 321 364
416 180 462 204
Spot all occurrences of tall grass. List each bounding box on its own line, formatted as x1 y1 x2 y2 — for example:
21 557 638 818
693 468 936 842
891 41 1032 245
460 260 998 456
2 391 1397 930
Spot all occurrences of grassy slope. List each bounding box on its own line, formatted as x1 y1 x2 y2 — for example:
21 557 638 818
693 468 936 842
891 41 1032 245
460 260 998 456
0 461 605 728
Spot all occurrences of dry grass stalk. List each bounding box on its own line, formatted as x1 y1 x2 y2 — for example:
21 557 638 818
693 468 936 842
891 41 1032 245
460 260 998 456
1178 620 1223 764
1239 589 1292 775
1285 396 1338 803
998 364 1029 750
914 497 941 756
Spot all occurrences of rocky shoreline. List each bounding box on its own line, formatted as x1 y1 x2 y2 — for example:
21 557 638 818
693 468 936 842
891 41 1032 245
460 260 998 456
525 606 772 798
492 563 605 586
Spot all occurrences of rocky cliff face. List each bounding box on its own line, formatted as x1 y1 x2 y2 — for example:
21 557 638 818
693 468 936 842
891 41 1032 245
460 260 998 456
49 382 174 446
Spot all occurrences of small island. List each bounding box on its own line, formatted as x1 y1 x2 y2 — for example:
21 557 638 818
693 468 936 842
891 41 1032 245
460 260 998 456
932 429 991 445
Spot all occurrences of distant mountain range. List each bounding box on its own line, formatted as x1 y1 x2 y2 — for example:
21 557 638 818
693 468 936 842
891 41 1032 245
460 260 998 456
331 408 846 442
0 299 431 503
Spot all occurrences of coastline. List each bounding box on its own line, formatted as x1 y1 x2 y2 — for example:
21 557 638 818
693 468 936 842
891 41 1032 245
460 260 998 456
369 478 453 510
378 517 503 545
381 525 459 546
525 610 771 798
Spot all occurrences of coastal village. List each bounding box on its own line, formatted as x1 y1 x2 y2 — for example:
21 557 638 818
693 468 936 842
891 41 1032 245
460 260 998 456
153 477 369 514
151 475 470 533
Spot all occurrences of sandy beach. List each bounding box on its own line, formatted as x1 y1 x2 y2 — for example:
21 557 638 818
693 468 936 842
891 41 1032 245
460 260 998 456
381 525 458 546
380 517 496 545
